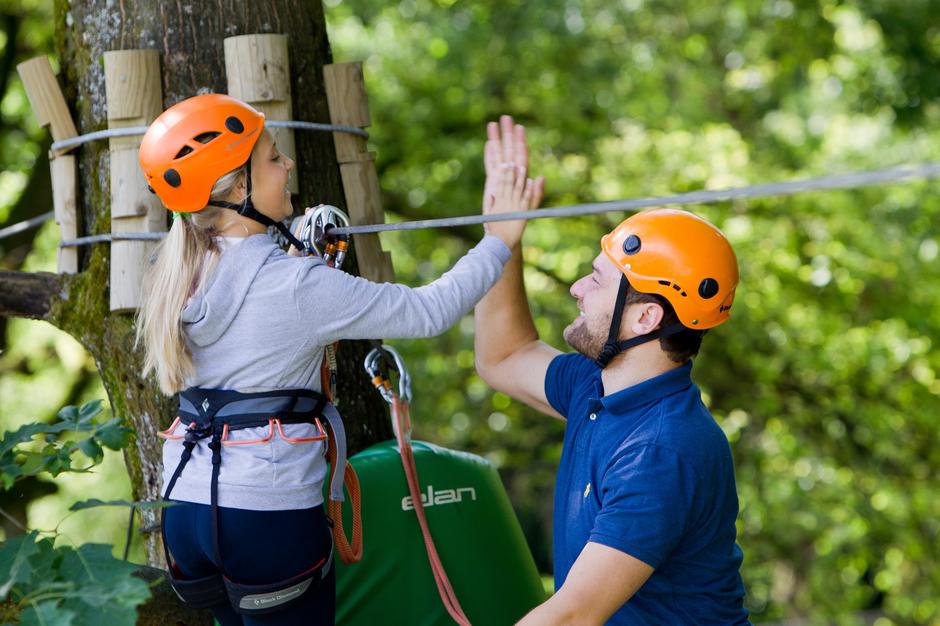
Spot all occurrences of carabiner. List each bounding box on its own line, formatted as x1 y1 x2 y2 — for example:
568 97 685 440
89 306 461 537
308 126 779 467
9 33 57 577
298 205 352 268
364 345 412 404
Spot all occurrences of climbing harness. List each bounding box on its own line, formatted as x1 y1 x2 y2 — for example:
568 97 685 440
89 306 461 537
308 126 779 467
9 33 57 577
365 345 472 626
158 388 343 614
156 205 363 614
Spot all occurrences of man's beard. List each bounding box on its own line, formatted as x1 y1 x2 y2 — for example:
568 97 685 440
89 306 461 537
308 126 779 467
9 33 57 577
563 313 610 360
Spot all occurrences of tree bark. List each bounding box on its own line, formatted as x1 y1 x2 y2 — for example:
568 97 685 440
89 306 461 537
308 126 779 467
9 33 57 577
0 271 64 319
33 0 392 575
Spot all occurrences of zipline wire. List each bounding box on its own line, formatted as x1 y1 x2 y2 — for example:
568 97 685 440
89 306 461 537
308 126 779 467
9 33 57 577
48 120 369 154
1 161 938 248
330 161 940 236
0 211 55 242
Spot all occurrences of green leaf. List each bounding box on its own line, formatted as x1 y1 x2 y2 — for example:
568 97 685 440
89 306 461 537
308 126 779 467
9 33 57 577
76 438 102 463
69 498 175 512
0 424 49 458
17 602 75 626
93 420 133 451
25 538 60 587
77 401 103 424
55 406 79 424
0 531 41 600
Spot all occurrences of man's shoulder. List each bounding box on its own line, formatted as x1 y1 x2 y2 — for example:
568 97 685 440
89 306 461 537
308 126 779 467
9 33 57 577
545 352 598 391
653 390 734 473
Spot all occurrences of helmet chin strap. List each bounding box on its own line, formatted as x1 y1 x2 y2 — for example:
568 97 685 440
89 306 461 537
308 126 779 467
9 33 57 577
594 275 688 369
208 158 305 251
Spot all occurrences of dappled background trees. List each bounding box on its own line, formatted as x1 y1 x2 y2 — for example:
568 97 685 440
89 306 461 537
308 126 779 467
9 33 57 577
1 0 938 623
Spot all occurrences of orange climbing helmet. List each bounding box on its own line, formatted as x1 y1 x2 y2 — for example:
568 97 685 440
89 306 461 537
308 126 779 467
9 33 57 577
139 94 265 213
601 208 739 330
593 209 739 368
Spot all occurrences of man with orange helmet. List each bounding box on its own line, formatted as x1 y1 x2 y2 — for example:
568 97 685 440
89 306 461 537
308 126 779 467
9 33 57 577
475 117 750 625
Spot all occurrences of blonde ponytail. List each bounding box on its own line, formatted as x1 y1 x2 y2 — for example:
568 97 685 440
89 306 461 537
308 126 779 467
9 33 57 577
136 167 246 395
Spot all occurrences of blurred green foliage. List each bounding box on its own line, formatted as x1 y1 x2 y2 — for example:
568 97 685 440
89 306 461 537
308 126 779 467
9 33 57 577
0 402 148 626
0 0 938 624
323 0 940 623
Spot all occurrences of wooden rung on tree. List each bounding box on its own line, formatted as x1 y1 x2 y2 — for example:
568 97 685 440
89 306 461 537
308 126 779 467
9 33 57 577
17 56 78 154
50 155 79 274
224 34 298 194
324 62 394 284
323 63 370 164
17 55 80 273
104 49 165 312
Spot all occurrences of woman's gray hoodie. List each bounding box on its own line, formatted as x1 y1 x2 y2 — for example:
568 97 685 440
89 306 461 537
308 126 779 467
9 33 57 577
161 233 511 510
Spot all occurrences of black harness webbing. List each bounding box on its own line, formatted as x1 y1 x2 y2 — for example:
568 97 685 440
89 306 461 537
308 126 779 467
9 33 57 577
595 275 688 368
161 387 334 615
208 158 306 251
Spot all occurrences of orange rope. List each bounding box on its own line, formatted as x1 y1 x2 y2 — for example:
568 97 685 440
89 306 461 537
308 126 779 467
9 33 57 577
326 436 363 565
392 397 471 626
322 344 363 565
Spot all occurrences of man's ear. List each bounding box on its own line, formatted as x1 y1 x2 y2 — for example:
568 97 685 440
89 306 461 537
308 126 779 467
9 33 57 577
631 301 665 336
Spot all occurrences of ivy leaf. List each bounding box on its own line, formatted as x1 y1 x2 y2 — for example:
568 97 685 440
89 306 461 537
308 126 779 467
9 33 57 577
25 538 60 588
16 601 76 626
76 438 102 463
0 424 50 458
59 598 138 626
69 498 176 512
93 420 134 451
55 406 79 424
77 401 104 425
58 544 148 594
0 531 41 600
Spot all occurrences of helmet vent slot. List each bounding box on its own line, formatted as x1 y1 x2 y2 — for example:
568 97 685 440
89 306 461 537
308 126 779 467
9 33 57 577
193 132 221 144
658 280 688 297
225 116 245 133
174 146 194 159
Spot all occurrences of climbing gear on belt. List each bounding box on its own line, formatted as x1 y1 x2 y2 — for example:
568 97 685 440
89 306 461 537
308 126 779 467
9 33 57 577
295 205 353 405
298 204 351 268
158 388 350 614
289 204 363 561
595 208 739 368
365 346 472 626
139 93 305 251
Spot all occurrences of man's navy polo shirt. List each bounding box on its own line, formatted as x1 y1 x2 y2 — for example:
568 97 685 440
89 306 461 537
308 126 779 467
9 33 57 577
545 354 750 625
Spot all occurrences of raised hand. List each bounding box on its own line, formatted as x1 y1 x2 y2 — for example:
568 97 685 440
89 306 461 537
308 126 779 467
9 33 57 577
482 115 545 245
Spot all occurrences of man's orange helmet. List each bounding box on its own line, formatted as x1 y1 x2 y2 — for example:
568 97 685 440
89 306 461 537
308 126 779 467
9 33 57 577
602 209 738 329
139 94 265 213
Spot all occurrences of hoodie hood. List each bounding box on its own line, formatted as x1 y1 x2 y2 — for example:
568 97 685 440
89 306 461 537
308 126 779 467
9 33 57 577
181 234 278 347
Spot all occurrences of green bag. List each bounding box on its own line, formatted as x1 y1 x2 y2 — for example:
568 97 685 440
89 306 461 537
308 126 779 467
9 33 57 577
333 440 546 625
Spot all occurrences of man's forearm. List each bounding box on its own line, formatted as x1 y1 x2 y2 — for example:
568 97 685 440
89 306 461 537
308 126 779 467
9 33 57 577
474 242 539 370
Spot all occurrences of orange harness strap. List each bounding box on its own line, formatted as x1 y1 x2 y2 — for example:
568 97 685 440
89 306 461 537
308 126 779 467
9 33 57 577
321 346 363 565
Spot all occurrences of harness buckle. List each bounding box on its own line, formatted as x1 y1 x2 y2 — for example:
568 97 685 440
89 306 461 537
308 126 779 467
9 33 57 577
184 422 213 443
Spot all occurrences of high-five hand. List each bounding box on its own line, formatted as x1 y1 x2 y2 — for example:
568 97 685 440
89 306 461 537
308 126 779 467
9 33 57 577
482 115 545 247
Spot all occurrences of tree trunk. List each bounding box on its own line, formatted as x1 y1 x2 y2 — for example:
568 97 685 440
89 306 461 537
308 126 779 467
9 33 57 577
42 0 391 573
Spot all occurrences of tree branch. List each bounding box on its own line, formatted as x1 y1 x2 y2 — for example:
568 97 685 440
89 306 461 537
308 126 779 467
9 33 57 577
0 271 65 320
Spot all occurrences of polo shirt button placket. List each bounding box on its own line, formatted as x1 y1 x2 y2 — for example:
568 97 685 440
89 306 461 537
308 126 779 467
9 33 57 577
589 412 597 421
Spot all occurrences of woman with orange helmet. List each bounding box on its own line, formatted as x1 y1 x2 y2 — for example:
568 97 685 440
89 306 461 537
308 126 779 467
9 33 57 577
137 95 542 625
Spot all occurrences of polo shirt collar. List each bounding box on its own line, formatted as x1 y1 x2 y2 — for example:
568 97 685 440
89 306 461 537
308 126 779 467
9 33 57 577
599 361 694 413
